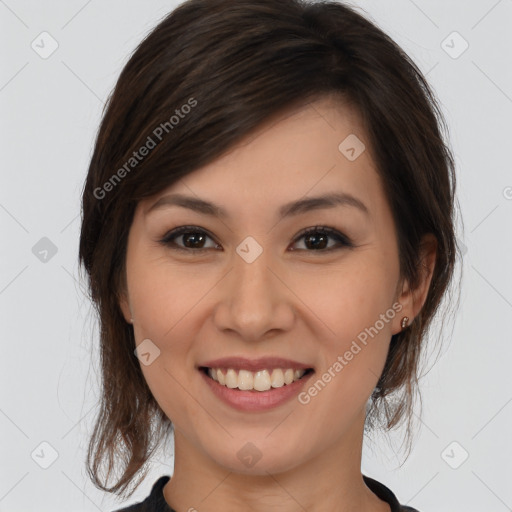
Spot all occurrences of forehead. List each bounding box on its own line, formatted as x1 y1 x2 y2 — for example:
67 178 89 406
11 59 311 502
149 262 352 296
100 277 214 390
141 95 386 221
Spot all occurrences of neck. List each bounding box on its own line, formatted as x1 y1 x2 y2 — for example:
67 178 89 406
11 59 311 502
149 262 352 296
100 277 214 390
163 412 390 512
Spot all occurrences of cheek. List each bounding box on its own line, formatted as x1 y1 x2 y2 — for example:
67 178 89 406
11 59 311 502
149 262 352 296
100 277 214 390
128 252 208 334
299 256 398 397
304 256 397 338
126 252 230 401
130 267 200 421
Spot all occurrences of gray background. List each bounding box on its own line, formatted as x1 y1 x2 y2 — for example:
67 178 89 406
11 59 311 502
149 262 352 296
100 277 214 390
1 0 511 510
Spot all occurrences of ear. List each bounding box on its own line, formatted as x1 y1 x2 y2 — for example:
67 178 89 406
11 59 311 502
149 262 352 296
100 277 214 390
392 233 437 334
118 289 133 324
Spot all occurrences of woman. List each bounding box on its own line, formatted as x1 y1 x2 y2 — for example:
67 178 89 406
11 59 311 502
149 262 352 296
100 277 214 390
79 0 460 510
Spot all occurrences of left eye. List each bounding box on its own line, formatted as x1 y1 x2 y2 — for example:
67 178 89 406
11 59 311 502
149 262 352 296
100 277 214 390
158 225 354 253
291 226 354 251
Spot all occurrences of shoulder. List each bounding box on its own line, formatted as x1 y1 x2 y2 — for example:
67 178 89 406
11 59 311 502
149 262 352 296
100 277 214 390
111 475 172 512
363 475 420 512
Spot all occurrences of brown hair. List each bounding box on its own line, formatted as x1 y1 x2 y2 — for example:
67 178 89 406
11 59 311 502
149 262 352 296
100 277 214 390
79 0 461 499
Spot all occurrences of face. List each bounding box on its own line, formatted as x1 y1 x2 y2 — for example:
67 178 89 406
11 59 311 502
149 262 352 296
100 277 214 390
120 96 413 475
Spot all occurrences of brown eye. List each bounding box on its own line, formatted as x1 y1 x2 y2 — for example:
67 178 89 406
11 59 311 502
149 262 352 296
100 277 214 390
159 226 219 252
290 226 354 252
158 225 354 254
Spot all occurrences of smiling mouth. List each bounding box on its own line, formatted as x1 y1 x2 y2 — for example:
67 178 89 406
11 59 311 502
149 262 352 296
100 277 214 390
199 366 315 392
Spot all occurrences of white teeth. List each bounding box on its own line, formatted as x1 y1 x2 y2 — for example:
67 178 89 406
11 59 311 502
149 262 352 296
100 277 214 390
225 368 238 388
271 369 285 388
284 368 294 385
206 367 309 391
238 370 253 390
253 370 271 391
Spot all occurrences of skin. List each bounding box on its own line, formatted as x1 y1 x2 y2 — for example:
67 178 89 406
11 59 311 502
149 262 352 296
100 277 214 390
119 95 437 512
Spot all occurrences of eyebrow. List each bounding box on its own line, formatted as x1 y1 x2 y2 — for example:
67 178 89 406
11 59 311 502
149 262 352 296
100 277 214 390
146 192 369 219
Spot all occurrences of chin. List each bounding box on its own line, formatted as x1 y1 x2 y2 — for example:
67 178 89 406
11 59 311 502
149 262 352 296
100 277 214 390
206 439 310 476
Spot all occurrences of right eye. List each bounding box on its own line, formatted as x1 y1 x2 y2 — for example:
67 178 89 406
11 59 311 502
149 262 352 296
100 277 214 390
158 226 221 253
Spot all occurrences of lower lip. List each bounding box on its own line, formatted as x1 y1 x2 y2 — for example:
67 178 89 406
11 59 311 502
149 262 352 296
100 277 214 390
199 369 314 411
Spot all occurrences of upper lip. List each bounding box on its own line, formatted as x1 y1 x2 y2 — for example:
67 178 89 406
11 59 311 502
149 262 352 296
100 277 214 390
199 357 313 372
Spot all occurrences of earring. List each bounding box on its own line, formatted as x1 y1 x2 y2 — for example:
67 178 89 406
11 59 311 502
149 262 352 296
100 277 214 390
130 318 134 324
401 316 409 330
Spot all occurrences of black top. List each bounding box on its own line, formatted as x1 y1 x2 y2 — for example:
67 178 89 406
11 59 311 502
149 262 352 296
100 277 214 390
112 475 419 512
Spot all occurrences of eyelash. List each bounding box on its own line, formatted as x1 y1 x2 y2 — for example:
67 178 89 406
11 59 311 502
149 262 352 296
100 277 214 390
157 225 355 254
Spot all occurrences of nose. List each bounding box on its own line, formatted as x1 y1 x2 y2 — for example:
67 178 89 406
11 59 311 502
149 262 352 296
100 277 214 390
212 244 295 342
